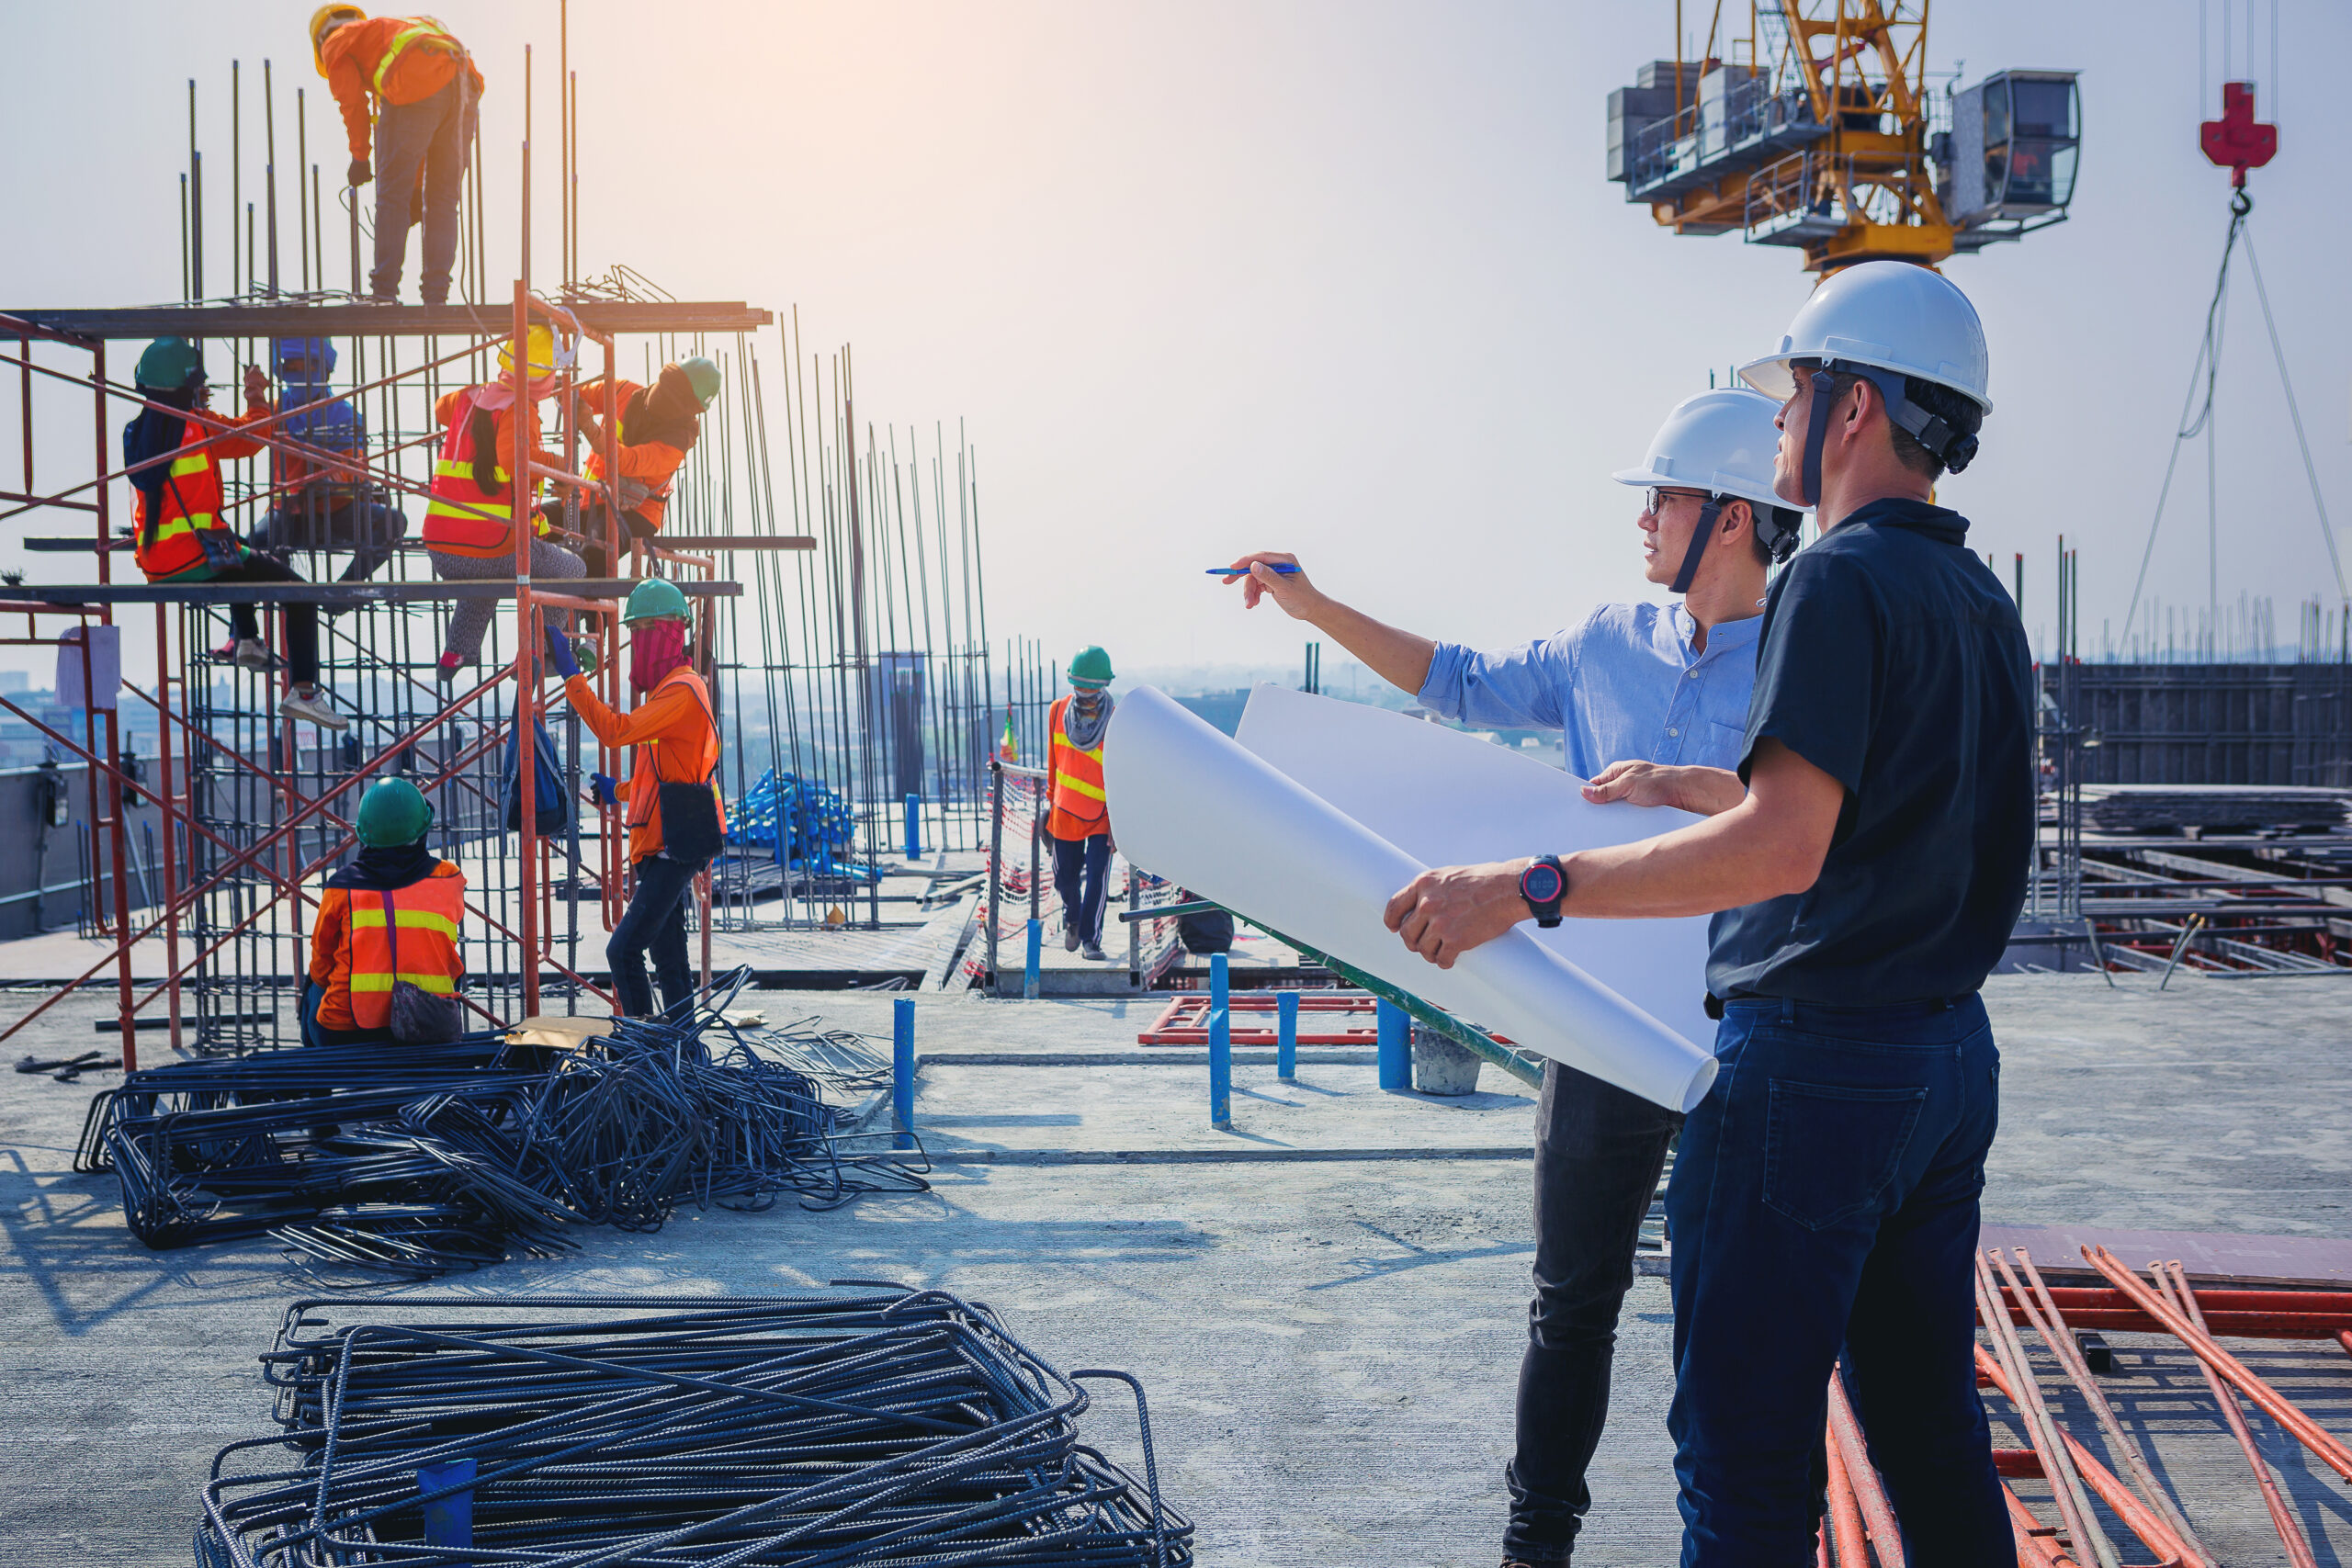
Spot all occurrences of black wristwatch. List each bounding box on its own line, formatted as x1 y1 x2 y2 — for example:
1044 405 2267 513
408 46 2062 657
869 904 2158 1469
1519 854 1566 929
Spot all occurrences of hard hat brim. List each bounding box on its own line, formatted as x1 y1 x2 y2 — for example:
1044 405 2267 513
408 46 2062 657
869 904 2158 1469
1610 462 1796 514
1738 351 1995 417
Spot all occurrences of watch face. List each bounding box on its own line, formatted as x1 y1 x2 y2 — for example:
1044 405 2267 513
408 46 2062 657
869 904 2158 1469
1521 862 1563 904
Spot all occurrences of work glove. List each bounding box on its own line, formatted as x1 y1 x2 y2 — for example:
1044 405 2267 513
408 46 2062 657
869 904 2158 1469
592 773 619 809
348 156 373 187
544 623 581 681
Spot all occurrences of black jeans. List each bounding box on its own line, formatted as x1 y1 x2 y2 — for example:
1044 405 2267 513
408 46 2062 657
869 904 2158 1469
1049 830 1111 946
213 554 320 686
1666 996 2006 1567
372 72 477 301
251 495 409 582
1503 1062 1681 1564
607 854 696 1018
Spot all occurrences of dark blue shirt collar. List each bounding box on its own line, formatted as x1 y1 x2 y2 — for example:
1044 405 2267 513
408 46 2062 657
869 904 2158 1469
1826 495 1971 546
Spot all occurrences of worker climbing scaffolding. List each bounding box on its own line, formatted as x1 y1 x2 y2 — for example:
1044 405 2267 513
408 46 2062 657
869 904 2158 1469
549 357 725 577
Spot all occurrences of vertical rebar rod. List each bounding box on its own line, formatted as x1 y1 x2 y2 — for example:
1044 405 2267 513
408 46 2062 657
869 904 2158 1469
189 81 204 299
264 59 279 295
232 60 242 296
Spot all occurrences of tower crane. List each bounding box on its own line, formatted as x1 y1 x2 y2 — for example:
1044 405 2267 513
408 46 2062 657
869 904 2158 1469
1606 1 2079 270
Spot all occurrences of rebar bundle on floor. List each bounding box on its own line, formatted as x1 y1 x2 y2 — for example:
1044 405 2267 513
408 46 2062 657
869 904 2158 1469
195 1290 1191 1568
75 969 929 1279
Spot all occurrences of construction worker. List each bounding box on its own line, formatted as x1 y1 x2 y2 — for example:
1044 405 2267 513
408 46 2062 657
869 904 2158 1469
245 337 409 589
304 778 466 1045
122 337 347 730
544 358 724 577
1221 387 1799 1567
1383 262 2027 1565
544 579 723 1019
424 324 587 679
311 6 483 305
1045 648 1118 960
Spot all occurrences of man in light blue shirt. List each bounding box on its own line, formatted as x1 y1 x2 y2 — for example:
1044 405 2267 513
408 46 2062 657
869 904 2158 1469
1220 389 1803 1567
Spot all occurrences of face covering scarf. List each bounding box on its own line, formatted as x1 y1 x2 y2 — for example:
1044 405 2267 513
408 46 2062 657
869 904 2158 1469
629 617 690 694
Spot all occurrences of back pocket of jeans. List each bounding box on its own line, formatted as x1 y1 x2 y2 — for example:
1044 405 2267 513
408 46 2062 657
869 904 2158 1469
1762 1079 1928 1231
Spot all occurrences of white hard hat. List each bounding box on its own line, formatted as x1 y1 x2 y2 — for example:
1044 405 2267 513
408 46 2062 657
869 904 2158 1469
1737 260 1992 412
1611 388 1795 514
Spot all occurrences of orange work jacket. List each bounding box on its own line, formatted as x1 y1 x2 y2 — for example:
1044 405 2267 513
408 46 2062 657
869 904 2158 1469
1046 695 1109 840
424 387 559 558
321 16 485 161
566 666 724 864
132 409 266 582
575 378 687 535
307 860 466 1032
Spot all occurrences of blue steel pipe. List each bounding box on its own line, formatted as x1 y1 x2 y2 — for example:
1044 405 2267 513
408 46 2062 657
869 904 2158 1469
892 996 916 1151
1208 953 1231 1129
1276 990 1298 1081
1023 919 1042 1000
904 794 922 859
1376 998 1410 1090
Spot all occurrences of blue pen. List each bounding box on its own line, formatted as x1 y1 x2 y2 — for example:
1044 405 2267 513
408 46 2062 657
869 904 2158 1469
1204 563 1301 576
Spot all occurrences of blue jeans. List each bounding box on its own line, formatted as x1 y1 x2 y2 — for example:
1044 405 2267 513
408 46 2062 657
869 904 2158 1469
1665 994 2007 1568
1050 830 1111 946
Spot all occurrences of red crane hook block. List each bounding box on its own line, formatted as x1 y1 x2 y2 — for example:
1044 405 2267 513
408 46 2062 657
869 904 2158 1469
2201 80 2278 189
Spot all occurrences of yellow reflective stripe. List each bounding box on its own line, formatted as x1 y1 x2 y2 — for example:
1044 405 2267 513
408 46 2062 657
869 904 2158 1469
432 457 511 484
1057 774 1107 802
371 20 453 96
147 516 200 542
169 453 213 478
350 908 461 937
349 972 458 995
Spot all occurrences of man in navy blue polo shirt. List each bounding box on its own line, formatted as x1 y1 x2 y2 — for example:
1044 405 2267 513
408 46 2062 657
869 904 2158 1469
1221 388 1804 1567
1384 262 2032 1567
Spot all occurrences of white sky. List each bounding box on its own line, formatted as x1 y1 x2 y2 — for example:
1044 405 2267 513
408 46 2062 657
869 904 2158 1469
2 1 2345 684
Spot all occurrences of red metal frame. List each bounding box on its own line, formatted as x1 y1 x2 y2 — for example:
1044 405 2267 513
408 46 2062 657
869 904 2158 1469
1136 992 1379 1046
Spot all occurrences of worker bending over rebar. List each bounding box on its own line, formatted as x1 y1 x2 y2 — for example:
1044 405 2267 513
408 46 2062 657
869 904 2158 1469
311 6 482 306
304 780 466 1046
1219 387 1799 1567
1383 264 2027 1567
545 358 724 577
545 580 723 1020
423 324 588 681
123 337 347 730
244 337 409 588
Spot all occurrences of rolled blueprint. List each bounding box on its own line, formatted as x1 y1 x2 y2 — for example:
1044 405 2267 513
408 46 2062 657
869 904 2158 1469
1104 686 1718 1111
1235 685 1715 1055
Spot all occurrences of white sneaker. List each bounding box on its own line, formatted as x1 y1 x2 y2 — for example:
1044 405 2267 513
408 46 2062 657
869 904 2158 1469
279 688 349 730
232 637 276 671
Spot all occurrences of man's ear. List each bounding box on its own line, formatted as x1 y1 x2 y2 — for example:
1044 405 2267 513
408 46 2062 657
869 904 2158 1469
1719 499 1752 540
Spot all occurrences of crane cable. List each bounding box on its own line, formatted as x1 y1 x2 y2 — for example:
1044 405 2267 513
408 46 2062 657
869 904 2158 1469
2122 189 2346 649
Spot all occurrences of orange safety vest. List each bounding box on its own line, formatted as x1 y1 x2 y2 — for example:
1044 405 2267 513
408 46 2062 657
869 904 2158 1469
424 386 533 557
625 666 725 863
133 442 239 582
581 380 685 534
1046 695 1109 840
371 17 462 99
343 862 466 1030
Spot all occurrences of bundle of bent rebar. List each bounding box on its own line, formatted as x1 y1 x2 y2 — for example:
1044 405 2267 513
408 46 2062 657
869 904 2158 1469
78 976 930 1279
195 1290 1191 1568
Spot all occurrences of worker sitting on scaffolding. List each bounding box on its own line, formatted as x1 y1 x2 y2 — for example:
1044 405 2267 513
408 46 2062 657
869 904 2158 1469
123 337 347 730
544 579 723 1020
311 6 482 306
304 779 467 1046
423 323 591 681
1046 648 1117 961
542 358 724 579
244 337 409 595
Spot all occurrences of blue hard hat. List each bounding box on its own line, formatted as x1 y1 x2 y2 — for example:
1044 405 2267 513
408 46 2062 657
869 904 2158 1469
273 336 338 378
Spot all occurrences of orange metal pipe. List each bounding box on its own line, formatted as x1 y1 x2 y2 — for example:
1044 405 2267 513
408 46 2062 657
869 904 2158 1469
1826 1371 1906 1568
1823 1421 1873 1565
2154 1264 2317 1568
2083 1246 2352 1482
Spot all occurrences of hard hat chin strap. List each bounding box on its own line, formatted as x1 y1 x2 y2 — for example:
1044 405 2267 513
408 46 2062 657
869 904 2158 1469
1668 499 1725 596
1803 363 1978 507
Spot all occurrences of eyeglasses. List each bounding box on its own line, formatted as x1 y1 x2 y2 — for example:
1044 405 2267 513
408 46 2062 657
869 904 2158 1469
1644 487 1713 516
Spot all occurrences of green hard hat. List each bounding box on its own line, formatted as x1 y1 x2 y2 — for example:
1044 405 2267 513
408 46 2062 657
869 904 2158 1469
135 336 208 391
356 779 434 847
623 577 693 624
1067 647 1114 689
678 356 723 410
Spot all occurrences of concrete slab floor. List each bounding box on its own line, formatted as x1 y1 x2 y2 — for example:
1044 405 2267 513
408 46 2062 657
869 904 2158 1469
0 973 2347 1564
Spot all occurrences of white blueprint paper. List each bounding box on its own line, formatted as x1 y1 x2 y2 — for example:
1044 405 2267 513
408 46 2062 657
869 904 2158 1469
1235 684 1716 1055
1102 686 1717 1111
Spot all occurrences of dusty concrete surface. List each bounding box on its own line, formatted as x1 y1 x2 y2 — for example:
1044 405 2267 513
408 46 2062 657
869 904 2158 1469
1 972 2348 1564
